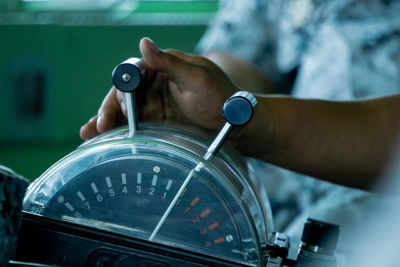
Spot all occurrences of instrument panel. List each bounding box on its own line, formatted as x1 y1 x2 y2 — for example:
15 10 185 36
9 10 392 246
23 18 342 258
21 125 273 266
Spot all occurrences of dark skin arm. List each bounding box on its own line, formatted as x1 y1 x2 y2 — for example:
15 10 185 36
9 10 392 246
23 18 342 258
241 95 400 189
204 51 277 94
80 37 400 189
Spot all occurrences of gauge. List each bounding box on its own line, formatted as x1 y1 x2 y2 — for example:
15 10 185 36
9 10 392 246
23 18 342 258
22 125 273 266
46 156 244 259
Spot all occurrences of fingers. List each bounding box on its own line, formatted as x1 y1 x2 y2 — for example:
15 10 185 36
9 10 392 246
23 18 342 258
97 86 122 132
80 86 124 140
81 38 226 140
80 115 99 140
165 49 209 67
139 38 195 85
116 89 127 117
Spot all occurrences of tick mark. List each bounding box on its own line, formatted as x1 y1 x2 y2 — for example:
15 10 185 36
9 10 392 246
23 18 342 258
208 222 219 230
190 197 199 207
90 182 99 194
121 173 127 185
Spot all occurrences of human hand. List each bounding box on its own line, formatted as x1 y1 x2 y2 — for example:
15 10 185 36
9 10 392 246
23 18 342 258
80 37 240 140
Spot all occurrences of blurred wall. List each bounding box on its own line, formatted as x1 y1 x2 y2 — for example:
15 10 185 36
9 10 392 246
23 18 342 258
0 4 213 180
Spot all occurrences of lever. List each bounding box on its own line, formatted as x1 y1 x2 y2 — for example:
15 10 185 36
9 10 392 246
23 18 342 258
112 58 146 137
149 91 257 241
204 91 257 160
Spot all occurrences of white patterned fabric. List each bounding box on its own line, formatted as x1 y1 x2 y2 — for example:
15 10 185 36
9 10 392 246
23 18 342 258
197 0 400 254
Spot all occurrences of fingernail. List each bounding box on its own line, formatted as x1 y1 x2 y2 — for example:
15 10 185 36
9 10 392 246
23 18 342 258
79 125 89 140
146 38 160 54
96 114 103 128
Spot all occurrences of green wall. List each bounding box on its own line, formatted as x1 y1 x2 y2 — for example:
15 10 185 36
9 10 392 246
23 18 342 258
0 24 207 180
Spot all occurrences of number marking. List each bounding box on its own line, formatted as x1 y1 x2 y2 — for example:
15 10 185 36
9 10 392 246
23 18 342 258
136 185 141 193
121 173 127 185
192 216 200 224
76 191 86 202
122 186 128 194
90 182 99 194
105 177 112 188
109 189 115 197
149 187 155 195
76 191 90 209
105 177 115 197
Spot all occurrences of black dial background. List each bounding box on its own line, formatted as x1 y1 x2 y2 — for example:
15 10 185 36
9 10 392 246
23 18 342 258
43 157 245 261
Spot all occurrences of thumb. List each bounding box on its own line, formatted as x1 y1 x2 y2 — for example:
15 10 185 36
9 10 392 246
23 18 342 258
139 37 192 84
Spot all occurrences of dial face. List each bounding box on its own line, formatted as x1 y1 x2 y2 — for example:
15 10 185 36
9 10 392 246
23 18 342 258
42 156 249 262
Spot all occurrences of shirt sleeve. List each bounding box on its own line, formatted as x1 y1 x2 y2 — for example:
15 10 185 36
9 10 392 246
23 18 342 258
196 0 285 85
291 1 400 100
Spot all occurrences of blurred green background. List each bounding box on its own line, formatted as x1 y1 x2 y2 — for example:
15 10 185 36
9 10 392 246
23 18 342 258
0 0 217 180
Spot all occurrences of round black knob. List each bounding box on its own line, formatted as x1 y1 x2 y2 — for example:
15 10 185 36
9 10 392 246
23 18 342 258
223 91 257 126
112 58 145 93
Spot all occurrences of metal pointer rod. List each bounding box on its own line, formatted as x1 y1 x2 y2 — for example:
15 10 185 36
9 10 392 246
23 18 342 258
112 57 146 137
125 92 138 137
149 91 257 241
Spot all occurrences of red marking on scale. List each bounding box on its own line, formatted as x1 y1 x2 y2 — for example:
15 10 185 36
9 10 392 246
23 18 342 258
184 207 190 213
200 208 210 218
205 241 212 247
208 222 219 230
190 197 199 207
214 237 225 245
192 216 200 224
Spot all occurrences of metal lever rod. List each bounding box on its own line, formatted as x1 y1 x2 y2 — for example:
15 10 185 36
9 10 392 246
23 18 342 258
203 123 232 161
204 91 257 160
124 92 138 137
112 57 146 137
149 91 257 241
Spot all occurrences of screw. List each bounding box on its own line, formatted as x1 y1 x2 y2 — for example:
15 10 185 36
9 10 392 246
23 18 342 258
153 166 161 173
57 196 64 203
226 234 234 242
122 73 131 83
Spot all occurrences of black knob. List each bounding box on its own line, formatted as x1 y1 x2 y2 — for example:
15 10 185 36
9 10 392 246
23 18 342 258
111 58 146 136
223 91 257 126
112 58 146 93
301 218 339 255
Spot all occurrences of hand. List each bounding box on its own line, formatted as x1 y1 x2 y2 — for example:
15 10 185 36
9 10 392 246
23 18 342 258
80 37 239 140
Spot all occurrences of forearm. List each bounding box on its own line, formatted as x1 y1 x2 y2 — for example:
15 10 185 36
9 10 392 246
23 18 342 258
204 52 277 94
235 95 400 189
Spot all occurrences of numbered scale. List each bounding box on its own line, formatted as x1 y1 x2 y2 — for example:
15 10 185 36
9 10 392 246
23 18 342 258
13 59 275 267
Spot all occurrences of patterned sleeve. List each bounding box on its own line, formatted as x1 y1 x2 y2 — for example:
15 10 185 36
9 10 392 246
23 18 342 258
196 0 285 84
291 0 400 100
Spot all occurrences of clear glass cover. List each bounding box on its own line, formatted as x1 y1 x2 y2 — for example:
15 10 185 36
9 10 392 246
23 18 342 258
23 125 273 266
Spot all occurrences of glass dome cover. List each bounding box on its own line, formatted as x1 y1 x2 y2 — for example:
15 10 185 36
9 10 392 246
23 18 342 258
23 124 273 266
